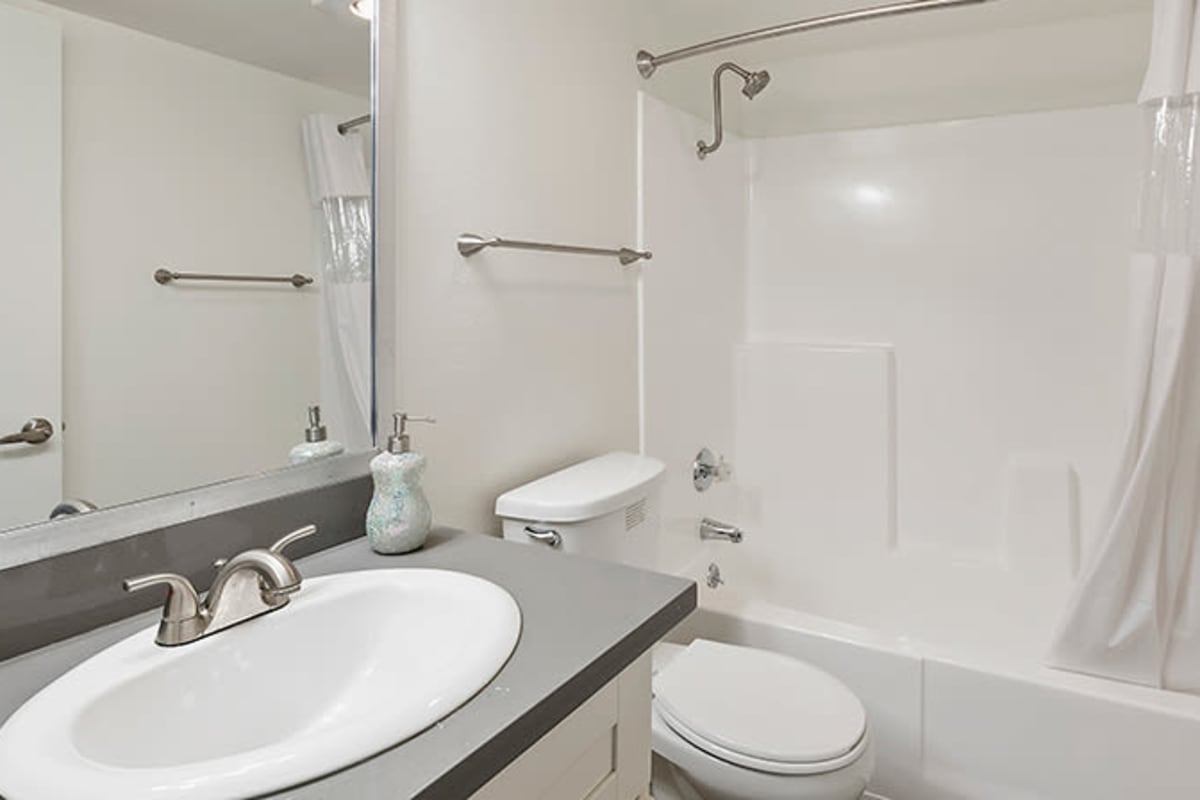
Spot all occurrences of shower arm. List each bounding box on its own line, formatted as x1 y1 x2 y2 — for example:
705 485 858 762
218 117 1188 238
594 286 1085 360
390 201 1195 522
636 0 992 78
698 63 754 160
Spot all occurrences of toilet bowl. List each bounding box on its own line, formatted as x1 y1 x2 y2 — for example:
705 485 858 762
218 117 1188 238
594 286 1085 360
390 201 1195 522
650 641 874 800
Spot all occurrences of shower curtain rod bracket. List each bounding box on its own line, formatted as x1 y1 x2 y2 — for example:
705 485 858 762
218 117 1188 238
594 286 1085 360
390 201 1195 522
637 50 658 79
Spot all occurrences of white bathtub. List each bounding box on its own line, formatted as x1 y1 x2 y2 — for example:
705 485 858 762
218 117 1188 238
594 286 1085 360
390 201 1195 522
661 543 1200 800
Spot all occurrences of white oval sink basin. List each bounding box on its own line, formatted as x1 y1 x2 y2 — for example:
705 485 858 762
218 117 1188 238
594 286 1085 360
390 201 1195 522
0 568 521 800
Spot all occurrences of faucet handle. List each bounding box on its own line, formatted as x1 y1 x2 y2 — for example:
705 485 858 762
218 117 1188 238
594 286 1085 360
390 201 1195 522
123 573 207 647
269 524 317 557
693 448 732 493
123 573 203 621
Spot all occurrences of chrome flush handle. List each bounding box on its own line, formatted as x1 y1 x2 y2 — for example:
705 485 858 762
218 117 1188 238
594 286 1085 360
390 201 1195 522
524 526 562 549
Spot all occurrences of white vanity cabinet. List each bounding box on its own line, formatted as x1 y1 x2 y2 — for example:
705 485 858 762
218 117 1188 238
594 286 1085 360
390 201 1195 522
470 654 653 800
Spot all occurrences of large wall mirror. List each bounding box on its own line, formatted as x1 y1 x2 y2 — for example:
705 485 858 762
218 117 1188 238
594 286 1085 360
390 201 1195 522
0 0 374 538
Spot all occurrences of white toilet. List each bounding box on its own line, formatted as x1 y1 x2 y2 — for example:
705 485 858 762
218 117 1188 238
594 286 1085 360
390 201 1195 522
496 452 875 800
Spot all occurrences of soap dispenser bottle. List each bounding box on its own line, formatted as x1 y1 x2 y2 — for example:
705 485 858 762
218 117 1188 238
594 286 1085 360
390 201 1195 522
289 405 345 465
367 412 436 554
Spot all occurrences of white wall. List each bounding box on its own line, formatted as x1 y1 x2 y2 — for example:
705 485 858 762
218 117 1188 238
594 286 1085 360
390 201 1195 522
639 93 746 569
394 0 642 533
641 97 1142 662
2 0 367 512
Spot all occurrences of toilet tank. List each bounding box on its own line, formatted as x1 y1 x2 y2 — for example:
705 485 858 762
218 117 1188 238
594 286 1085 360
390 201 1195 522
495 452 665 566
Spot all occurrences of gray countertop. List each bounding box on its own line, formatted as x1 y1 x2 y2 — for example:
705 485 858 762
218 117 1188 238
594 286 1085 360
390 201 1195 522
0 529 696 800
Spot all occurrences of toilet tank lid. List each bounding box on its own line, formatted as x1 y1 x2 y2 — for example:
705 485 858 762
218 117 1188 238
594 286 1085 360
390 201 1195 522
495 452 665 523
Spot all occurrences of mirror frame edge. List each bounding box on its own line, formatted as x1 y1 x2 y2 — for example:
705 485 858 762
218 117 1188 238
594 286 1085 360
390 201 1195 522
0 0 395 572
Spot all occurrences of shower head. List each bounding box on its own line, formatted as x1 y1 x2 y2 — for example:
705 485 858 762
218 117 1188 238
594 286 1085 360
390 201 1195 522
741 69 771 99
698 62 772 160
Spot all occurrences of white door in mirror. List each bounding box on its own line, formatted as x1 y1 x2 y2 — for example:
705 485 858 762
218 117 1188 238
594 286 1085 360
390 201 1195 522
0 569 522 800
0 4 63 531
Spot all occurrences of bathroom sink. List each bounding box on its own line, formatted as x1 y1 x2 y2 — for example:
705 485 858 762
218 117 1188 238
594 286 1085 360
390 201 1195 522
0 569 522 800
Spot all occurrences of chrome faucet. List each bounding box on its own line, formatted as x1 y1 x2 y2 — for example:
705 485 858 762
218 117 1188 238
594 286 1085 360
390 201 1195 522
123 525 317 647
699 517 744 543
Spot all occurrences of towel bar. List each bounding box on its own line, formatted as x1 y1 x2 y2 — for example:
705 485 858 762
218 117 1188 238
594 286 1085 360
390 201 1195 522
456 233 652 267
154 269 313 289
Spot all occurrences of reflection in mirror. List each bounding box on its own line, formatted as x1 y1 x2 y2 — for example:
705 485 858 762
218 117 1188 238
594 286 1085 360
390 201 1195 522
0 0 373 534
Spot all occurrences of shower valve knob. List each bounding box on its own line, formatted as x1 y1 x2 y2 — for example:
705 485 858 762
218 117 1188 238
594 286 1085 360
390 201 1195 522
693 448 732 492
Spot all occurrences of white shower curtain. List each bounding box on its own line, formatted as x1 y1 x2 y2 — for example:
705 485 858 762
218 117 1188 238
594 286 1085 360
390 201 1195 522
301 114 373 453
1047 0 1200 690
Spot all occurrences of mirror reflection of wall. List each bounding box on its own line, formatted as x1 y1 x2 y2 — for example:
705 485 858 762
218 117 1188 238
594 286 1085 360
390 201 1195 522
0 0 372 533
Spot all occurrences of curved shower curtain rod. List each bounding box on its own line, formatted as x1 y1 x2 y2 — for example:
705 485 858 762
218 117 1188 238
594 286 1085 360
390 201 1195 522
636 0 994 78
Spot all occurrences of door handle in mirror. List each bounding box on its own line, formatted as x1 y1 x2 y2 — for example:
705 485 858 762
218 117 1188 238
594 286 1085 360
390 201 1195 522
0 418 54 447
49 499 98 520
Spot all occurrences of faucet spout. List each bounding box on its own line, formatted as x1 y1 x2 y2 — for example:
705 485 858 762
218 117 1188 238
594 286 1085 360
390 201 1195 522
203 526 316 634
206 549 301 610
699 517 744 543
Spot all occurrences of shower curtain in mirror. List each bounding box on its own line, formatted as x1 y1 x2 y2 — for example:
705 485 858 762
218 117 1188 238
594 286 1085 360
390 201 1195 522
301 114 372 453
1048 0 1200 690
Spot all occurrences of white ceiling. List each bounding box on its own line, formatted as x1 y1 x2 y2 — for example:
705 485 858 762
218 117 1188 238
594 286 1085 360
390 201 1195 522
635 0 1155 136
637 0 1151 56
39 0 370 96
37 0 1154 133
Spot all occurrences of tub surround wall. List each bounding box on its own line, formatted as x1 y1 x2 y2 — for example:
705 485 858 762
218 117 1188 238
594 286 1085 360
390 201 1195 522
747 106 1134 559
394 0 642 534
736 342 898 551
742 104 1136 660
641 98 1140 663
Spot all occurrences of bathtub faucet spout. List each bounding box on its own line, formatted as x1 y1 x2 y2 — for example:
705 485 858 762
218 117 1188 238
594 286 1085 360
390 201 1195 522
699 517 744 543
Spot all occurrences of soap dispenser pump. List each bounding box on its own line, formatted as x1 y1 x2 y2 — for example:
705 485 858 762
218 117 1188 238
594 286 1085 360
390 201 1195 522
366 412 436 554
289 405 345 465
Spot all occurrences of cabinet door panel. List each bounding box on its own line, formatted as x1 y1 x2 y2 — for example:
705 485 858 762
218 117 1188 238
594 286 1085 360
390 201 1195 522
470 654 652 800
470 682 617 800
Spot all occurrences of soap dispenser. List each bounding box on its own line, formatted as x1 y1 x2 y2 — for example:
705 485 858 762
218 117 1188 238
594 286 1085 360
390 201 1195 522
289 405 345 465
367 412 436 554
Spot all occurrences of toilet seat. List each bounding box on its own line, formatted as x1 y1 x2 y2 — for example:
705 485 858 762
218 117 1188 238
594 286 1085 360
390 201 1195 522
653 640 868 777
